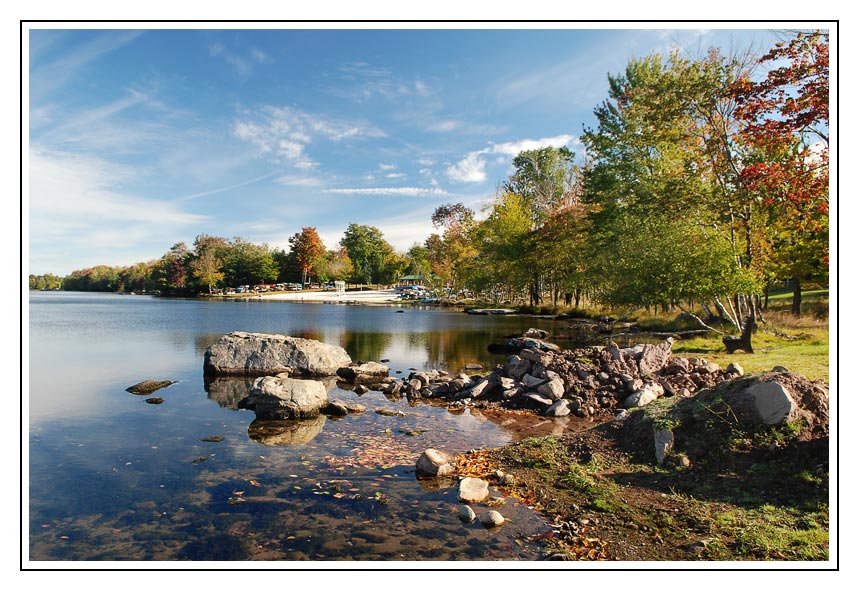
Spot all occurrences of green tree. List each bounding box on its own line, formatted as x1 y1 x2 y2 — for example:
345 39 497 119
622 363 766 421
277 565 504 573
221 238 278 287
340 223 399 285
503 146 577 226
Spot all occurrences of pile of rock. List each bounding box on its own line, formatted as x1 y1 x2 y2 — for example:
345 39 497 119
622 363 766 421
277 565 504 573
356 336 745 419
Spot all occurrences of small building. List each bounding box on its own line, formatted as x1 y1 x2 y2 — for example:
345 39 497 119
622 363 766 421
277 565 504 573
397 274 442 287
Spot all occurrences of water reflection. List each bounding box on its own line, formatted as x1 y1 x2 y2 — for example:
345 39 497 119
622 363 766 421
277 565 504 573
248 416 327 445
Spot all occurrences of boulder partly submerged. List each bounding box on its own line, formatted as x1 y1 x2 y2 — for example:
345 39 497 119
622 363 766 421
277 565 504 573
203 331 352 377
239 374 329 420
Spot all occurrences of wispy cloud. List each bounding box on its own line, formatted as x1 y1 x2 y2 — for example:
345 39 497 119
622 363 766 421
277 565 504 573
446 134 577 184
323 187 451 197
326 61 434 102
29 147 208 273
29 30 143 102
275 174 325 188
233 105 385 169
209 42 273 76
175 171 280 201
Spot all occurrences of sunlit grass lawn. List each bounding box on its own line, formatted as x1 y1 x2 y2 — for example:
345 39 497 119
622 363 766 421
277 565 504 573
646 289 830 382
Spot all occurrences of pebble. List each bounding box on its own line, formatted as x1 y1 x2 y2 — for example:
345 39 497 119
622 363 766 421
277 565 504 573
479 510 505 528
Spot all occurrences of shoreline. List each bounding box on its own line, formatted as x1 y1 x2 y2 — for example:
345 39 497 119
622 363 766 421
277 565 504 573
256 288 402 305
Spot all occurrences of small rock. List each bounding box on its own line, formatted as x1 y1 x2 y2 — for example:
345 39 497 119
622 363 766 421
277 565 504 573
479 510 505 528
465 363 483 371
199 436 224 443
126 380 174 395
416 448 456 477
459 505 476 522
726 362 744 376
458 477 490 504
144 397 164 404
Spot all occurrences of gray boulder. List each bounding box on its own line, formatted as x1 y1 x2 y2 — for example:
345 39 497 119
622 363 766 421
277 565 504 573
240 375 329 419
204 331 352 377
743 381 798 425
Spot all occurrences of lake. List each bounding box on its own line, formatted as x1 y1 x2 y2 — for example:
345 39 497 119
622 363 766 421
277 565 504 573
27 291 595 562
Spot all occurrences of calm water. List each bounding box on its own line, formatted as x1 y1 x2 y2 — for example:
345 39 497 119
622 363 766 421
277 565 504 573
28 292 589 562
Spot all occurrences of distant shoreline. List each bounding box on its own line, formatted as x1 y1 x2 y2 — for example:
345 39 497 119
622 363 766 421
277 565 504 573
256 288 401 305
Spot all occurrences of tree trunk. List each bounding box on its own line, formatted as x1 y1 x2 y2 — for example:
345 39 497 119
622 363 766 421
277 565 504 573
763 285 769 310
791 277 802 316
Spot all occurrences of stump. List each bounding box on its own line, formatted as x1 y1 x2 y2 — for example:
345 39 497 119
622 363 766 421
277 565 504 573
722 317 755 354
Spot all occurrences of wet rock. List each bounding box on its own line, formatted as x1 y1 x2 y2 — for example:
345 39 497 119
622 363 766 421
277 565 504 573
322 400 367 416
416 448 456 477
479 510 505 528
545 399 570 417
458 477 490 504
144 397 164 404
126 380 174 395
459 505 477 522
353 384 369 395
240 375 328 419
375 408 405 417
204 332 352 377
199 436 224 443
336 361 390 382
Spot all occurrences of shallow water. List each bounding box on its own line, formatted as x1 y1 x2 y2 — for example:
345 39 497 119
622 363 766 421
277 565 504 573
27 292 594 562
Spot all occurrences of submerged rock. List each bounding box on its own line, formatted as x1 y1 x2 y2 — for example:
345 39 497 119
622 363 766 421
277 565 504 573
126 380 174 395
247 416 326 445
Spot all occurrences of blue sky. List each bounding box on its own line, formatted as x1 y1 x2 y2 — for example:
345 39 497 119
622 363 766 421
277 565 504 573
27 25 797 276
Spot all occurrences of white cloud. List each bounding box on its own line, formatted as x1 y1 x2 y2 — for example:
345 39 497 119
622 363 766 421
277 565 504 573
323 187 451 197
385 172 407 179
446 134 577 184
379 163 397 171
233 105 385 168
489 134 577 157
446 151 488 183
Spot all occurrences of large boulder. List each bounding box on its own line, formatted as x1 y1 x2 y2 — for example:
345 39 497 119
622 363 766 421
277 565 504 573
742 381 799 426
239 375 329 419
204 332 352 377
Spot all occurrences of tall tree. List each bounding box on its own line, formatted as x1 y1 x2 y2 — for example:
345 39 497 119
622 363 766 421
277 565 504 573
734 30 829 314
503 146 577 227
288 227 327 285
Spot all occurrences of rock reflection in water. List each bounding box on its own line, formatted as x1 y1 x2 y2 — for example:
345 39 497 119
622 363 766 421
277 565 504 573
414 474 458 492
248 416 327 445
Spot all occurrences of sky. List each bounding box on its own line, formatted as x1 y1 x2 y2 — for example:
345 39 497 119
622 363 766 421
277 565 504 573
26 24 821 276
